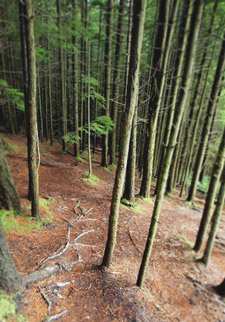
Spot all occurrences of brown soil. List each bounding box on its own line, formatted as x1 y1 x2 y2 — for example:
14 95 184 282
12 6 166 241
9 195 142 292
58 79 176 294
2 128 225 322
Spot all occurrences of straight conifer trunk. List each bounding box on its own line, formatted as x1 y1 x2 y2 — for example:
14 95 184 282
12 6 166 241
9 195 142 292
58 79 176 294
102 0 147 268
139 0 170 199
200 166 225 265
110 0 125 165
24 0 40 218
193 127 225 252
72 0 79 157
101 0 114 167
187 31 225 203
137 0 204 287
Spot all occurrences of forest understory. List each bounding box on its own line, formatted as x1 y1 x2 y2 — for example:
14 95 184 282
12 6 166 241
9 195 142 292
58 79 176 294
1 128 225 322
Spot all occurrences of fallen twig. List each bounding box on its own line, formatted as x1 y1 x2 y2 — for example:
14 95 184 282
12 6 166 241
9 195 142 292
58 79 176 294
62 217 76 228
39 287 52 314
83 207 93 216
46 310 68 322
39 226 71 269
23 265 60 286
73 200 81 216
128 229 143 254
45 281 70 291
74 229 95 243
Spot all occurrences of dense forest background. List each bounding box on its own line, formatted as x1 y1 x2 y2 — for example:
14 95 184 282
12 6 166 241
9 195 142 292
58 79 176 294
0 0 225 320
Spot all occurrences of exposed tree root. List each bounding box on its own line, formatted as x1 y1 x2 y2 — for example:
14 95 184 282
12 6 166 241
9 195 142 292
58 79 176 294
23 265 60 286
39 225 71 269
46 310 68 322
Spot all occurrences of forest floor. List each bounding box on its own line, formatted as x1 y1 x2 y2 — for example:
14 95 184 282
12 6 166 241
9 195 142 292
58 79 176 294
1 128 225 322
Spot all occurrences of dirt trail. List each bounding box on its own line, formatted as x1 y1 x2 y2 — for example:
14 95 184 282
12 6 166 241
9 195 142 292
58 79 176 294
2 130 225 322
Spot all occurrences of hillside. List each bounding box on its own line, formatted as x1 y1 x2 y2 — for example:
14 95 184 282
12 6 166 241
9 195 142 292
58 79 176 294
1 128 225 322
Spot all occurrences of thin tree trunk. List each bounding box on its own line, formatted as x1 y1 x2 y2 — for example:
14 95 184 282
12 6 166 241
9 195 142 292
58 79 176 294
137 0 204 287
187 31 225 203
56 0 67 151
200 165 225 265
101 0 114 167
139 0 171 198
102 0 147 268
72 0 79 156
122 101 138 203
24 0 40 219
87 42 92 178
109 0 125 165
193 127 225 252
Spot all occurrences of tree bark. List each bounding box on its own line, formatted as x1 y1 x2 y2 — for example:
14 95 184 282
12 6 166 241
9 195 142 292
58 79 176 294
0 218 22 293
200 165 225 265
193 127 225 252
101 0 114 167
187 31 225 203
24 0 40 218
137 0 204 288
102 0 147 268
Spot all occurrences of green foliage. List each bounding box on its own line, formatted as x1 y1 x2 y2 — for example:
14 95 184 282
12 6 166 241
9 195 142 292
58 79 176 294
109 163 117 169
77 156 85 162
62 132 81 145
197 176 209 194
91 116 114 136
0 290 27 322
102 166 111 172
35 46 48 62
82 172 100 185
0 79 24 111
81 150 88 156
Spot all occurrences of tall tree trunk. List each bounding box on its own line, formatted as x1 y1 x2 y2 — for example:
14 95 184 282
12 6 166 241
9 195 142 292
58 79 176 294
193 127 225 252
24 0 40 219
56 0 67 151
109 0 125 165
200 165 225 265
72 0 79 157
101 0 114 167
87 42 92 178
102 0 147 268
187 31 225 203
122 102 138 203
139 0 171 198
137 0 204 288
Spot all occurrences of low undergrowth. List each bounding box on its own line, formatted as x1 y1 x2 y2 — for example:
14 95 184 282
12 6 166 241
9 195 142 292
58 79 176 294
82 172 100 185
1 198 54 233
0 290 26 322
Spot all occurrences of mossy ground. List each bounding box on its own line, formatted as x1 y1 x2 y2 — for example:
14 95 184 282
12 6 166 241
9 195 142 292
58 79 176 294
137 196 153 205
82 172 100 185
1 198 54 233
0 290 26 322
120 198 142 213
